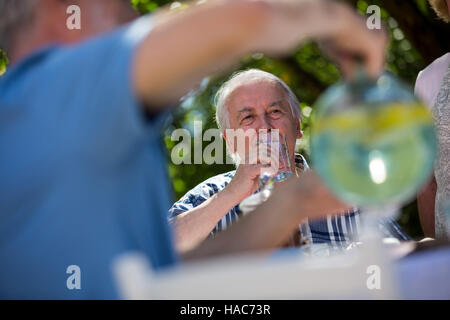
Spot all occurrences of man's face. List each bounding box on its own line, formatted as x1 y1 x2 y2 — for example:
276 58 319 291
224 80 302 163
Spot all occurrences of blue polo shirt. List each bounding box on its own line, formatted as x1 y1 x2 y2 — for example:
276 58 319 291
0 17 178 299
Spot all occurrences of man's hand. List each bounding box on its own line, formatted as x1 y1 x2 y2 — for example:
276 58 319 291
225 135 279 203
317 5 388 79
249 0 388 79
224 163 271 203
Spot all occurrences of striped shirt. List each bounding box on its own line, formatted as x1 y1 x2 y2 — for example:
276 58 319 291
168 154 410 249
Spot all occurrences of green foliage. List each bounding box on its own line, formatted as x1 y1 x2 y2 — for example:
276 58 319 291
131 0 169 13
0 49 8 75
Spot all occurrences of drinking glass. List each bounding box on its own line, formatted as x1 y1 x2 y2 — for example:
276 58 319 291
239 132 293 214
258 133 293 183
241 132 312 249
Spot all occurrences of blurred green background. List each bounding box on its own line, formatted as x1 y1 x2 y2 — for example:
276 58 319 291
1 0 449 239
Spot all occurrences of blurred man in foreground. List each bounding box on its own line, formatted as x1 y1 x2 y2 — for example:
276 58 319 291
0 0 386 298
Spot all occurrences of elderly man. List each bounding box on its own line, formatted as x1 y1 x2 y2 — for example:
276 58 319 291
0 0 387 298
169 69 410 252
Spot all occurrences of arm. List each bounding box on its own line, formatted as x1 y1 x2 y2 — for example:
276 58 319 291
417 175 437 238
414 63 438 239
172 187 241 253
133 0 387 108
173 163 274 252
183 171 350 261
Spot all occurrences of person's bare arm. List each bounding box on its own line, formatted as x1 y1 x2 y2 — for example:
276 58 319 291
182 171 350 261
132 0 269 107
172 187 241 253
173 159 275 252
172 137 279 252
417 175 437 238
132 0 387 108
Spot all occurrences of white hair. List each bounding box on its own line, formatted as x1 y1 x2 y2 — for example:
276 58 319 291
0 0 38 52
214 69 302 131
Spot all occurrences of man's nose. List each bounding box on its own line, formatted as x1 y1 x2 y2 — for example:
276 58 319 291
255 115 273 131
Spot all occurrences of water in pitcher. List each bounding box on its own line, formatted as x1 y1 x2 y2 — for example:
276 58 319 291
311 73 436 208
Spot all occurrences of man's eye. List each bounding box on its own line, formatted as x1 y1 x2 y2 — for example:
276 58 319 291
270 110 282 116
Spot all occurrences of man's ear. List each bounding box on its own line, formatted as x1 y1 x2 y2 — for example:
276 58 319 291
296 120 303 139
223 130 236 153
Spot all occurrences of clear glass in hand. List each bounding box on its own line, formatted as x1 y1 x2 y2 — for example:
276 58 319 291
239 132 293 215
258 132 293 183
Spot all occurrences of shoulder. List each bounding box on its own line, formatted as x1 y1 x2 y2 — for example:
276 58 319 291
415 53 450 107
421 53 450 76
0 47 58 97
1 16 153 88
196 170 236 193
168 171 236 216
